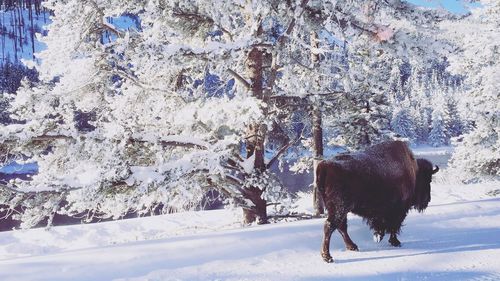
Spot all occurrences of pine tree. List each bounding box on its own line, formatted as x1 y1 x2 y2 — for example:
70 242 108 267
408 70 431 143
429 107 448 147
0 0 458 227
444 90 463 138
391 100 416 142
442 0 500 179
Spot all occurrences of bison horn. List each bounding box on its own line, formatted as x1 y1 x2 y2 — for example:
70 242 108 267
432 165 439 174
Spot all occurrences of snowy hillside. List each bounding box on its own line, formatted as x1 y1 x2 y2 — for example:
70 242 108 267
0 175 499 281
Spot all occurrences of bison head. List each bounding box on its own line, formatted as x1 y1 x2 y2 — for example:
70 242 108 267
413 158 439 212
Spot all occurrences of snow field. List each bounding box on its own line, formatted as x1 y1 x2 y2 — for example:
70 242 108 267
0 177 499 281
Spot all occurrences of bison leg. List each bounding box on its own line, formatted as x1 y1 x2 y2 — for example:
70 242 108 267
389 233 402 247
370 218 386 243
337 218 358 251
373 230 385 243
386 210 406 247
321 218 336 263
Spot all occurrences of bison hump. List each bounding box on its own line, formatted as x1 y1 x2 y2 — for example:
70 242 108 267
337 141 418 201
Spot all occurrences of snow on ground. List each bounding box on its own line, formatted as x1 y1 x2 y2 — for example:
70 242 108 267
0 148 499 281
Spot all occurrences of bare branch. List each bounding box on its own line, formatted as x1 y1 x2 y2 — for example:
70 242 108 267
128 138 209 150
227 68 251 89
266 134 305 169
87 0 124 38
268 213 315 220
101 21 124 37
32 135 74 142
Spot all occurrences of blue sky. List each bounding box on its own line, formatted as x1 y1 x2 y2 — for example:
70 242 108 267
407 0 480 14
0 162 38 174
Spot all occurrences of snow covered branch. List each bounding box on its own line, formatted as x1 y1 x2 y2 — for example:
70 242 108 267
171 8 234 40
1 135 210 150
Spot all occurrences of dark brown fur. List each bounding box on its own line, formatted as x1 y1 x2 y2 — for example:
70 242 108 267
317 141 439 263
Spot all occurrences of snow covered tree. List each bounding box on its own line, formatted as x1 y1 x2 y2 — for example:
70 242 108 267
314 1 454 149
404 67 429 143
0 0 459 228
1 0 276 227
427 75 453 146
397 58 466 145
428 106 449 147
444 88 464 139
442 0 500 179
262 1 455 215
391 100 416 142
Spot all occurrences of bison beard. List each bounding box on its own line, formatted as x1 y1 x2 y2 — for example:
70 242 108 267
317 141 439 263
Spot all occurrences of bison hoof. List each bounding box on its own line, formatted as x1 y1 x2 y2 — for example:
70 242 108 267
373 233 384 243
321 252 334 263
389 237 402 247
346 244 359 251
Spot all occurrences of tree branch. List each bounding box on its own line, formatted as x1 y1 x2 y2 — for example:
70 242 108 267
87 0 124 38
266 133 305 169
0 183 80 195
2 134 210 150
268 213 315 220
172 9 234 40
264 0 310 100
129 138 209 150
227 68 251 89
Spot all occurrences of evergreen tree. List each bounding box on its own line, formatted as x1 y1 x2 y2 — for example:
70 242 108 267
0 0 458 227
429 107 448 147
444 90 463 138
391 100 416 142
408 70 431 143
0 58 38 124
442 0 500 179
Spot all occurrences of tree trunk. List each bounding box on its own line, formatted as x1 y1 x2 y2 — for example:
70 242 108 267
242 46 268 224
242 185 268 225
310 31 324 216
28 0 36 60
312 104 324 216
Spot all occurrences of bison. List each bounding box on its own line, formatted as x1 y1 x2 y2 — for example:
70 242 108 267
316 140 439 263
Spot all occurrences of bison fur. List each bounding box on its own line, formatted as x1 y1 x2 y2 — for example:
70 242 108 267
316 141 439 263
